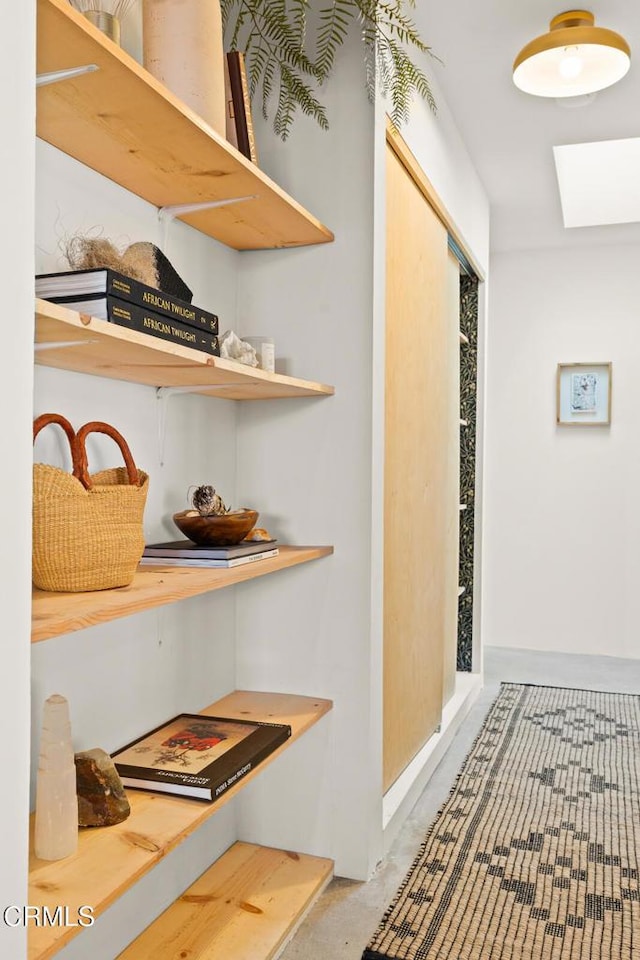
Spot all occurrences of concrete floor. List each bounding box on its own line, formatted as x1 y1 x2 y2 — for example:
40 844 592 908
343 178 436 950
280 647 640 960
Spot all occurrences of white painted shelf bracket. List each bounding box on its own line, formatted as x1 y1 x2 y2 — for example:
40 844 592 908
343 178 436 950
158 196 258 252
156 384 247 399
36 65 99 87
35 340 96 352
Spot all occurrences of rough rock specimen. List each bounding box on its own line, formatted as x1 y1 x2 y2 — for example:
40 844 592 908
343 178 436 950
75 748 131 827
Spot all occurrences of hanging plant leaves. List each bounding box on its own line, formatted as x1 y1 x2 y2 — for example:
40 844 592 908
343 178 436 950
221 0 436 140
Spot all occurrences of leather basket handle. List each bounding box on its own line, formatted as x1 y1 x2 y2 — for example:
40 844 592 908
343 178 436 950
33 413 85 482
74 421 140 489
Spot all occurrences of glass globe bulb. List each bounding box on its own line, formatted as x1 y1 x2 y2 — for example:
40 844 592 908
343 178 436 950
559 47 584 79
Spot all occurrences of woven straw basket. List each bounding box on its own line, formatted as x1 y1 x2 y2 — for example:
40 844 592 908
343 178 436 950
33 414 149 592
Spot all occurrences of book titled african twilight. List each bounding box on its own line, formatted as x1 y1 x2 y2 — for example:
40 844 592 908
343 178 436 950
112 713 291 801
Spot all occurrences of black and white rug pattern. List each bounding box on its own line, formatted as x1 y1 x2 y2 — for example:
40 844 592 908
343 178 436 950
364 684 639 959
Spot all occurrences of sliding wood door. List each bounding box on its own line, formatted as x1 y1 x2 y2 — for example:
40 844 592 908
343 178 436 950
383 144 459 791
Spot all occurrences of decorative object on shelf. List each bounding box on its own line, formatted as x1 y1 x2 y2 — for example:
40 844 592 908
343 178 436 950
191 484 230 517
112 712 291 801
513 11 631 99
219 330 258 366
142 0 226 137
75 747 131 826
556 362 612 426
35 694 78 861
244 526 272 542
222 0 436 139
243 336 275 372
33 414 149 591
225 51 258 163
174 508 259 546
173 484 258 546
68 0 138 45
64 236 193 303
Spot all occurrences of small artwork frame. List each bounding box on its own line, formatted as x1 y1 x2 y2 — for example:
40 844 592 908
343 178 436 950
556 362 612 426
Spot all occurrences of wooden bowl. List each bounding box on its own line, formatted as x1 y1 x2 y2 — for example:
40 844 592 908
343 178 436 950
173 509 259 546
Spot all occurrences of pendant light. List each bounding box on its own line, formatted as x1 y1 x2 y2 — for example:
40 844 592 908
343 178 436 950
513 10 630 98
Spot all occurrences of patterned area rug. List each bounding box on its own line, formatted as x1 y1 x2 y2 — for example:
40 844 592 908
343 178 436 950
364 684 640 960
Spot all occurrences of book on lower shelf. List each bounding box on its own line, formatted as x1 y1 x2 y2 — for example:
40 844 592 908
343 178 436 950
35 268 219 335
143 539 278 560
140 547 279 568
45 295 220 356
112 713 292 801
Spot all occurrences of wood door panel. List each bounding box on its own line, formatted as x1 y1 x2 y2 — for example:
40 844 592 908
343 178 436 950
383 144 451 790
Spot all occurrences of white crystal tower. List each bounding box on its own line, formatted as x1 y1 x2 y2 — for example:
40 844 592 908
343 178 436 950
35 694 78 860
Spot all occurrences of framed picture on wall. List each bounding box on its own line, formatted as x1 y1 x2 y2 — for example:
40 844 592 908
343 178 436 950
556 362 612 426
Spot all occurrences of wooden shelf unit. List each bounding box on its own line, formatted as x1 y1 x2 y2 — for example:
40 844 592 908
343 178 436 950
36 0 333 251
33 7 337 960
117 842 333 960
35 300 335 399
32 546 333 644
28 691 333 960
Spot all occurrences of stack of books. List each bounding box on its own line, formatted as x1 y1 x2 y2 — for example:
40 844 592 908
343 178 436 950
35 268 220 357
140 538 279 569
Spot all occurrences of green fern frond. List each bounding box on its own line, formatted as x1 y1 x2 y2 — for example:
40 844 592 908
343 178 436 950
220 0 437 140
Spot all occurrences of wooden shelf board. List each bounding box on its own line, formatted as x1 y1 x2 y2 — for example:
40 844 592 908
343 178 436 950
28 691 333 960
117 841 333 960
36 0 333 251
32 546 333 644
35 300 335 399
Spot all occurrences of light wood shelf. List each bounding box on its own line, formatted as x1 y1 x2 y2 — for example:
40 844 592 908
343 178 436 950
28 691 333 960
36 0 333 251
117 841 333 960
35 300 335 399
32 546 333 644
459 331 470 345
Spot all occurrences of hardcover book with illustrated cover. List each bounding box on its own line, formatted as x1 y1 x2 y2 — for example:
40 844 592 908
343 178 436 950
112 713 291 801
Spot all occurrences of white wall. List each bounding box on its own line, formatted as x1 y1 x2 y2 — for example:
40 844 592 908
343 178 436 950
0 3 35 957
234 31 378 881
484 243 640 661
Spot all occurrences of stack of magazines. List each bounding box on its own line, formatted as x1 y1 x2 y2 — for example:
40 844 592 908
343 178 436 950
35 268 220 357
140 539 279 569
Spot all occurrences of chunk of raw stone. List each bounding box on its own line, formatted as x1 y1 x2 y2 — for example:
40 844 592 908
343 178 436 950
75 748 131 827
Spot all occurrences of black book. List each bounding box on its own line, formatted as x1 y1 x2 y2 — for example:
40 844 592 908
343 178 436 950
35 268 219 335
112 713 291 802
143 538 277 560
78 296 219 356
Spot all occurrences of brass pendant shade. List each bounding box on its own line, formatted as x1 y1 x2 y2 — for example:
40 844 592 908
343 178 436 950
513 10 630 98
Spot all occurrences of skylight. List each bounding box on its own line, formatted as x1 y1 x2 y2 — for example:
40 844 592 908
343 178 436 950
553 137 640 227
